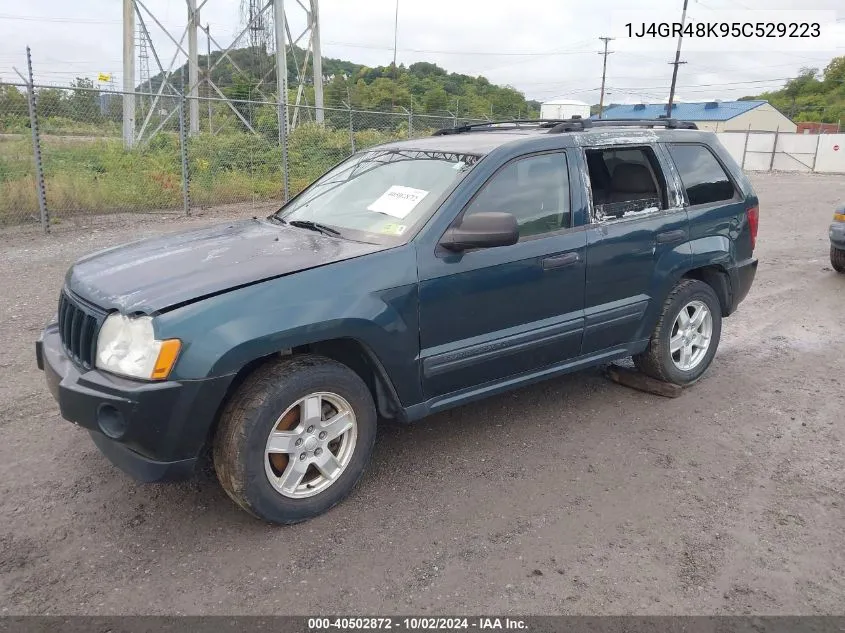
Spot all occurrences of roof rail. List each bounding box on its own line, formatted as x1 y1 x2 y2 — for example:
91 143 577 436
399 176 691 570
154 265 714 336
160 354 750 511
431 119 574 136
546 117 698 133
596 118 698 130
432 117 699 136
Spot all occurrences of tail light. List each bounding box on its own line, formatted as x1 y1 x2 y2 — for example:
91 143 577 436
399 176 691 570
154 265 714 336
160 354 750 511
746 205 759 251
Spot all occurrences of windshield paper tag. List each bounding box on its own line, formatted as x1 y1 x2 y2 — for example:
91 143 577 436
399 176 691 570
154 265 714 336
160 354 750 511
367 186 429 219
381 223 407 236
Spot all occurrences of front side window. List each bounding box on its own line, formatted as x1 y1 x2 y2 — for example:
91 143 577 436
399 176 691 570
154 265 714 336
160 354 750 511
464 152 571 239
277 149 479 242
667 144 736 206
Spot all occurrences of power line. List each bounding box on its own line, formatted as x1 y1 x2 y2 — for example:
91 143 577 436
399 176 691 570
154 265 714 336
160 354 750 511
324 41 599 56
614 77 793 90
525 76 794 99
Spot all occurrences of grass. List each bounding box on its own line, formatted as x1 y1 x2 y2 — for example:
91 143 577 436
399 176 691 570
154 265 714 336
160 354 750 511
0 123 407 225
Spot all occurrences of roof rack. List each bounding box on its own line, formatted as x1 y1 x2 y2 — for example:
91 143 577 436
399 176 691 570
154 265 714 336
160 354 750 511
546 117 698 133
432 116 698 136
431 119 578 136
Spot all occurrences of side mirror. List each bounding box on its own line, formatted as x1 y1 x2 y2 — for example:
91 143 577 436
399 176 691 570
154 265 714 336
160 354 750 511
440 212 519 252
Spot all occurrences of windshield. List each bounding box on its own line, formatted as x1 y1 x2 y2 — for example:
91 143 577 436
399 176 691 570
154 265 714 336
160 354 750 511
276 149 479 242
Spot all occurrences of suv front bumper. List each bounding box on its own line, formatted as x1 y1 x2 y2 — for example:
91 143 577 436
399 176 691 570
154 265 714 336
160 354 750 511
36 323 232 482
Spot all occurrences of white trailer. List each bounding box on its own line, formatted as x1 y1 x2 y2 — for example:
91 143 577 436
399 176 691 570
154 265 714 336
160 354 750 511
540 98 591 120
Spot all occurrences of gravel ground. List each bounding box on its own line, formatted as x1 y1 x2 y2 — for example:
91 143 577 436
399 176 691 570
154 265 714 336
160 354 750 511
0 173 843 615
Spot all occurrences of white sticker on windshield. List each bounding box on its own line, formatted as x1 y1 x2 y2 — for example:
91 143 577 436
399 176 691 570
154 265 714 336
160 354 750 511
367 185 429 219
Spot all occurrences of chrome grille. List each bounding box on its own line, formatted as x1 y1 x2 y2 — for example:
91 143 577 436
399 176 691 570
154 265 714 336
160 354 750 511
57 291 104 369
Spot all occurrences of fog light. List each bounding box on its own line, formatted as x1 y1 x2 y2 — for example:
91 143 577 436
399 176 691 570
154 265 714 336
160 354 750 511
97 404 127 439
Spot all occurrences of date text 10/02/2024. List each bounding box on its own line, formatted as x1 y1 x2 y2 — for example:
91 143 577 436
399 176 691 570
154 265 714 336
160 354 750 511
307 617 528 630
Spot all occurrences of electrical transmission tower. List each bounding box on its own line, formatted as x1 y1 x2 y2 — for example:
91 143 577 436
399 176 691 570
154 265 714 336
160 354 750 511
136 21 151 117
243 0 272 88
121 0 324 149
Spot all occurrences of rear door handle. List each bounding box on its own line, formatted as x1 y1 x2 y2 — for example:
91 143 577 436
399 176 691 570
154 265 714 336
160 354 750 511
655 229 686 244
542 252 580 270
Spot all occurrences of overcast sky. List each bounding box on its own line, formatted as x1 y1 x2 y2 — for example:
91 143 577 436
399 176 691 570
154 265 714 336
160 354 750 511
1 0 843 105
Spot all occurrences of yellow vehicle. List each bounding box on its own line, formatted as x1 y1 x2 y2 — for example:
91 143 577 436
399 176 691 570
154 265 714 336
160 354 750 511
832 205 845 273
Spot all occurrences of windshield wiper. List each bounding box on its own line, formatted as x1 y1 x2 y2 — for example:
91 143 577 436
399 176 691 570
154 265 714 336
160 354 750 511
286 219 342 237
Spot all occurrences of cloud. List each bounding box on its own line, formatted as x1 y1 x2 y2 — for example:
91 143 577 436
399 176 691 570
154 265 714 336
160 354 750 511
0 0 841 104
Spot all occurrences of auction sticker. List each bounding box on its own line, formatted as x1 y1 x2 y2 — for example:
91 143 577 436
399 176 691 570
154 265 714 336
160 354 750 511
368 186 429 219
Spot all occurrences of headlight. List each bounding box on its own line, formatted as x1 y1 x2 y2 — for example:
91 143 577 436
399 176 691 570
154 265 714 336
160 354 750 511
95 314 181 380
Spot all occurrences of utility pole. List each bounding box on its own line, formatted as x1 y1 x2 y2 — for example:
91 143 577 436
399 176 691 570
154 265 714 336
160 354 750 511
391 0 399 109
311 0 324 123
597 36 614 119
187 0 199 135
273 0 290 201
204 24 212 132
122 0 135 149
666 0 689 118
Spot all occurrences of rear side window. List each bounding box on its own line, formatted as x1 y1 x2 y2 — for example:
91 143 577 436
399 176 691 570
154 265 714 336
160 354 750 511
668 144 736 206
585 146 667 221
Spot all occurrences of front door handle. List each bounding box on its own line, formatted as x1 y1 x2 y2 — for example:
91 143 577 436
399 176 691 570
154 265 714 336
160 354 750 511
656 229 687 244
542 252 580 270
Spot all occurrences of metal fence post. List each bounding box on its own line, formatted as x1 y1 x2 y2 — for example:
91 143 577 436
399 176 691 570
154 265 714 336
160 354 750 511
341 100 354 154
347 103 355 153
279 96 290 202
24 47 49 233
741 124 750 170
178 95 191 216
769 127 779 172
408 108 413 139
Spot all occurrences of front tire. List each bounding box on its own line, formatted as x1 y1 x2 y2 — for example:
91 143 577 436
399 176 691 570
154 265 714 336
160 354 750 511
213 354 377 524
832 246 845 274
633 279 722 386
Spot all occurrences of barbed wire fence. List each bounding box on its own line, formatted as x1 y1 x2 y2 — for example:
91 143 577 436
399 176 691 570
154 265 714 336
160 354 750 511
0 68 491 231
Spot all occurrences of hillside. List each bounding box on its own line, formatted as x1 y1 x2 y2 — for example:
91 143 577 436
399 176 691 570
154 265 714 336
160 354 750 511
742 56 844 124
143 46 541 119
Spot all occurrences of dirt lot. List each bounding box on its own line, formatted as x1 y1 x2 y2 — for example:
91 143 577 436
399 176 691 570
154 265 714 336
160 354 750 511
0 173 843 615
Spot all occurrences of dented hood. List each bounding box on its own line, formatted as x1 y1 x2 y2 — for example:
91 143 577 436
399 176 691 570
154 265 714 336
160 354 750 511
66 218 386 313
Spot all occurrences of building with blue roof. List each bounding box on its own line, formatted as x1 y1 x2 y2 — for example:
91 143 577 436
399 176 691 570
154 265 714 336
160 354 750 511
594 100 796 133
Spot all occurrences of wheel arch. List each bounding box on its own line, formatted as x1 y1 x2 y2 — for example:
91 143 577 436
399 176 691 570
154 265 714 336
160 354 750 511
298 338 406 423
206 337 405 446
682 264 732 316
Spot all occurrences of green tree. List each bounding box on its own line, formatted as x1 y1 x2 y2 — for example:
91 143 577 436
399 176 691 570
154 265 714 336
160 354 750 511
36 87 65 118
822 57 845 90
143 42 543 124
0 83 27 114
68 77 101 122
423 85 449 113
750 56 845 123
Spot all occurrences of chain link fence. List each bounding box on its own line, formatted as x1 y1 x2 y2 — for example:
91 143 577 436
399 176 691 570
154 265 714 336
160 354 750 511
0 83 37 224
0 80 489 231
